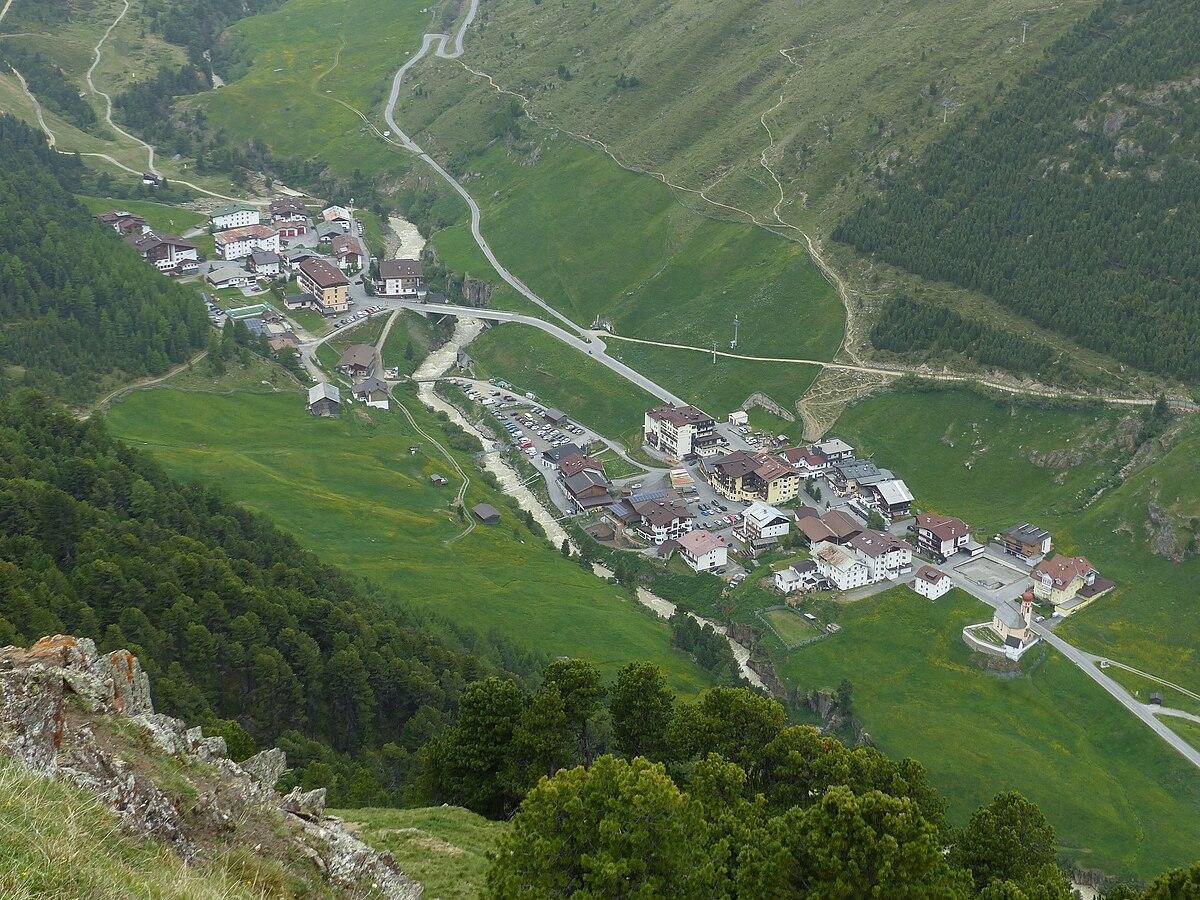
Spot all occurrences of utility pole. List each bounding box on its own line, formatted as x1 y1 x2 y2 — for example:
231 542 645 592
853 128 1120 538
711 341 718 364
1022 20 1029 43
942 98 951 124
731 313 740 350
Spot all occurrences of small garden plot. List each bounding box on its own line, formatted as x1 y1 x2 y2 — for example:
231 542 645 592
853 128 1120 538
761 607 823 650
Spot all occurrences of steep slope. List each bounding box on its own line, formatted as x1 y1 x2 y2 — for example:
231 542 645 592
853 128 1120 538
0 634 419 898
0 114 208 405
0 391 543 805
837 0 1200 382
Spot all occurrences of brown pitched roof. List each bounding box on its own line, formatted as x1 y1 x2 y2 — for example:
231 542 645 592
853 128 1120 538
678 529 725 556
848 529 908 558
779 447 828 467
916 565 947 584
298 256 349 289
821 509 862 540
380 258 422 279
214 224 277 245
915 512 970 543
558 453 605 478
797 516 836 543
632 497 691 527
331 235 360 257
1032 555 1096 588
337 344 375 370
647 404 712 427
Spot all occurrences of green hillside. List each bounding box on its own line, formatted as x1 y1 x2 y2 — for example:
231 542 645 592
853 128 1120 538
836 0 1200 382
335 805 506 899
775 587 1200 880
104 376 715 695
833 386 1199 696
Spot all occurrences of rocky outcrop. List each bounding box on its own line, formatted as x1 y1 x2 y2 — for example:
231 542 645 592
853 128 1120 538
739 392 796 422
460 274 494 307
0 636 421 899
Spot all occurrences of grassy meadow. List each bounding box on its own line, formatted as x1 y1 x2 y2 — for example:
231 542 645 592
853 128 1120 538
334 806 505 899
831 387 1200 693
774 586 1200 880
104 381 713 694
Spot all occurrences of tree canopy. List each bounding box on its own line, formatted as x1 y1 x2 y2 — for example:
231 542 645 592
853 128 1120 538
836 0 1200 380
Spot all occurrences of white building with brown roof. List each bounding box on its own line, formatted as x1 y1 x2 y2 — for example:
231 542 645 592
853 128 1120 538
214 224 280 261
378 259 425 297
706 450 800 504
913 512 972 561
125 232 198 273
911 565 953 600
812 541 871 590
677 529 728 573
630 496 695 545
644 404 719 460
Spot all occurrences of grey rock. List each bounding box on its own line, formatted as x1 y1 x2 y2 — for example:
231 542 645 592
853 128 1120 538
283 786 327 820
240 747 288 789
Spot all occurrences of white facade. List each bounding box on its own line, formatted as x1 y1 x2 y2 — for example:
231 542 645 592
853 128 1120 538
682 543 728 573
380 275 424 297
637 515 695 546
741 502 790 544
812 542 871 590
211 207 260 230
216 229 280 261
678 531 728 573
911 567 953 600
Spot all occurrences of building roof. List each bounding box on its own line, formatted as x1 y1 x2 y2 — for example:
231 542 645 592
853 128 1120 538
1004 523 1052 544
316 222 345 239
647 404 713 427
743 501 788 528
678 529 726 556
543 408 567 422
834 459 882 482
848 529 908 558
269 198 306 217
205 265 250 284
632 496 691 527
379 258 422 279
308 382 340 404
563 469 610 496
331 235 360 257
812 541 863 573
915 565 948 585
250 250 281 265
127 231 196 253
214 224 277 245
915 512 971 543
322 205 352 222
337 344 375 370
791 559 818 574
797 516 837 543
284 292 317 307
298 256 350 289
793 505 820 521
710 450 759 478
821 509 863 540
472 503 501 522
559 453 604 478
352 376 389 397
543 443 584 463
211 203 257 218
779 446 828 467
1032 555 1097 588
815 438 853 456
873 478 914 507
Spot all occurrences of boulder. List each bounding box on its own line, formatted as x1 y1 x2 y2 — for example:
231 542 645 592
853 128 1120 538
283 787 327 820
240 747 288 789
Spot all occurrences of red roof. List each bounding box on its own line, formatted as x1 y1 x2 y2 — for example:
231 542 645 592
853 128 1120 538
915 512 970 543
1032 555 1096 588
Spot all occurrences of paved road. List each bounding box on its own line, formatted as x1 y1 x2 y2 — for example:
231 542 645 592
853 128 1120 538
393 300 687 405
1032 623 1200 770
380 0 582 337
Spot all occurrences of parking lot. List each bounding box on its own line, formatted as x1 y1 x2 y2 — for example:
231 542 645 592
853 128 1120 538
449 378 595 462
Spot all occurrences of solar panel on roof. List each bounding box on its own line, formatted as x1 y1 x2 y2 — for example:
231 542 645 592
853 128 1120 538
629 490 667 504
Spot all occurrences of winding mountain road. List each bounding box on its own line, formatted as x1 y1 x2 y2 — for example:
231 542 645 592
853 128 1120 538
379 0 582 336
1032 624 1200 769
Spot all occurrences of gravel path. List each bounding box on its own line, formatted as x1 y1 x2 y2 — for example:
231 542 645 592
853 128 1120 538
411 319 574 550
